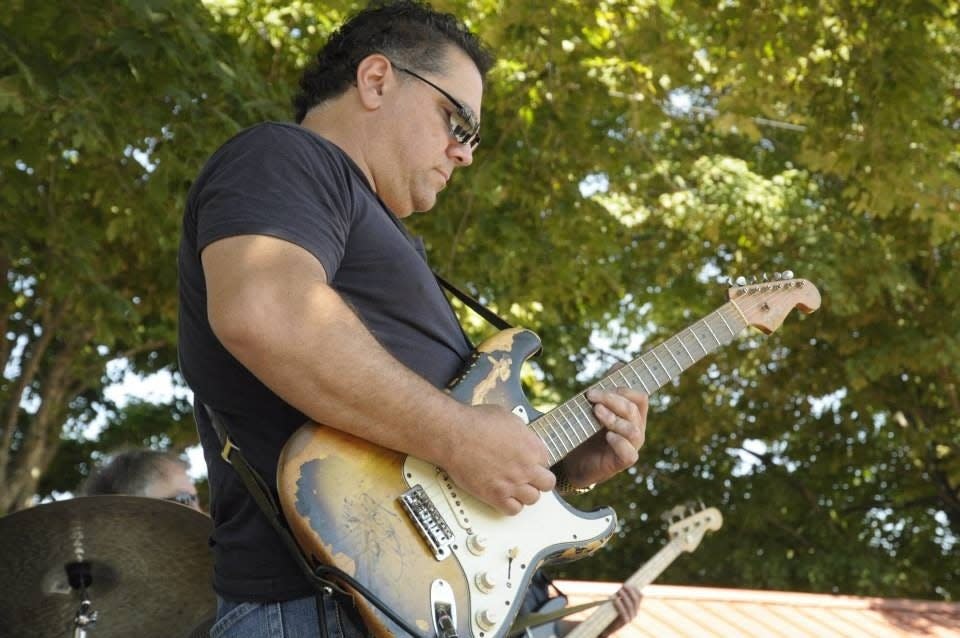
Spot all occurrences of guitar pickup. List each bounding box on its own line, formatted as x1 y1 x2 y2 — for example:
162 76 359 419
399 485 455 561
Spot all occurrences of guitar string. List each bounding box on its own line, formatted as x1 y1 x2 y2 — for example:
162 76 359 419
584 285 799 425
537 306 735 455
534 283 809 460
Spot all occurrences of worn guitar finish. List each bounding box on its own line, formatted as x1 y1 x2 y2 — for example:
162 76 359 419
279 329 615 638
277 276 821 638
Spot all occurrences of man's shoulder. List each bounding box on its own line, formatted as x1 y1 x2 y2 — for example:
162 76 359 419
226 122 345 161
191 121 367 196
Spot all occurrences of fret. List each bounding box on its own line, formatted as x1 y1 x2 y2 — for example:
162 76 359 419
727 304 748 333
626 362 652 394
716 308 735 336
663 340 684 371
650 349 673 382
544 415 570 462
677 335 695 363
542 415 567 455
613 367 632 388
614 367 647 396
572 396 597 436
702 317 722 345
555 408 581 449
688 326 707 354
562 403 592 441
638 357 661 389
532 418 562 463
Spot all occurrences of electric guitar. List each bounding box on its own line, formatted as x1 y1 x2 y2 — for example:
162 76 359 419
560 506 723 638
277 274 820 638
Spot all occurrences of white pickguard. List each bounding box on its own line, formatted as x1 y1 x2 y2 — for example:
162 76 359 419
403 456 616 637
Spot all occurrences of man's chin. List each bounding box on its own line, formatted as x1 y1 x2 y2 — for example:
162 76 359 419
410 193 439 214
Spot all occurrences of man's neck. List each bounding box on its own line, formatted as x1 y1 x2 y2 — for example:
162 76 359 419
300 98 376 189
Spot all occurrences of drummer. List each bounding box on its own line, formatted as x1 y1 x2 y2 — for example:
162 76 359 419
82 448 202 511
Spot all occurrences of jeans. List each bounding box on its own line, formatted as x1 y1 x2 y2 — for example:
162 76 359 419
210 592 369 638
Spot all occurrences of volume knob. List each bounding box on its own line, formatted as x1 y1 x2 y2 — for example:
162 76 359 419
474 571 496 593
466 533 488 555
476 608 500 631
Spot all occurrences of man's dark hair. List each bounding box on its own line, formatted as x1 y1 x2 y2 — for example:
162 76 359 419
293 0 495 122
82 449 188 496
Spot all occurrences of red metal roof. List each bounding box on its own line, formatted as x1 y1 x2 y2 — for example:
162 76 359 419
555 581 960 637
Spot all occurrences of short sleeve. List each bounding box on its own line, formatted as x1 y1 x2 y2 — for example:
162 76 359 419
191 123 355 278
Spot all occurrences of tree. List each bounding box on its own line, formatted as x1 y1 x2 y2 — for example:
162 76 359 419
3 0 958 600
468 1 959 600
0 0 285 511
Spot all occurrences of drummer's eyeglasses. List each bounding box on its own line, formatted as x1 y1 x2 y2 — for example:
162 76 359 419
166 492 199 507
391 62 481 150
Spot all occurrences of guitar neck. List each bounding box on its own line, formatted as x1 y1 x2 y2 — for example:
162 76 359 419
564 540 685 638
532 301 748 465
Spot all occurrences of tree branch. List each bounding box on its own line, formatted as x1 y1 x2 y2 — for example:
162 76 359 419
115 339 168 363
938 367 959 415
1 331 82 512
839 494 940 515
0 297 68 476
735 445 825 517
0 254 10 363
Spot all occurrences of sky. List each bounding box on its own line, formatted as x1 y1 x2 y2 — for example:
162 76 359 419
102 365 206 480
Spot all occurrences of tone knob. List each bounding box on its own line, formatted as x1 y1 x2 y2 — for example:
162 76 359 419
475 608 500 631
474 571 496 593
466 533 488 555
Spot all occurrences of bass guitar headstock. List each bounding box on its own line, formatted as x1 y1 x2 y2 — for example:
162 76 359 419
663 503 724 553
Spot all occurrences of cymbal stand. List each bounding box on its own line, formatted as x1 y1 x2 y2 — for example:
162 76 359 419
66 561 99 638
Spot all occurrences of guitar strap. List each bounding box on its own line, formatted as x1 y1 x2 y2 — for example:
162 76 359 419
433 271 513 331
204 404 428 638
370 194 514 334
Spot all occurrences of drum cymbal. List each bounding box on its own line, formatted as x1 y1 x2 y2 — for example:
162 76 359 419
0 495 216 638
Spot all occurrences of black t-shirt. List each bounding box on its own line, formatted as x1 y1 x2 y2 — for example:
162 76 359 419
177 122 472 601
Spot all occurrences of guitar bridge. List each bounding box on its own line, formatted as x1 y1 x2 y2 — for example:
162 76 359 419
399 485 455 560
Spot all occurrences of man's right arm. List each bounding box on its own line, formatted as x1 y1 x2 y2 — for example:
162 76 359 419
202 234 555 514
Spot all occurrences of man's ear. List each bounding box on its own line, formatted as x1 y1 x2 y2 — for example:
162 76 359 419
355 54 392 109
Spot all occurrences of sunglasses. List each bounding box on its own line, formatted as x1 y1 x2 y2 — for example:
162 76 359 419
392 64 481 150
165 492 199 507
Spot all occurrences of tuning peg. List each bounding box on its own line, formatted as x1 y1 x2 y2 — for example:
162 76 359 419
750 275 758 284
735 276 747 287
661 504 685 523
773 272 782 281
761 273 769 282
783 270 794 280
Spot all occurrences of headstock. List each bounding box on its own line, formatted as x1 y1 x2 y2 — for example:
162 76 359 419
665 504 724 553
728 271 821 334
